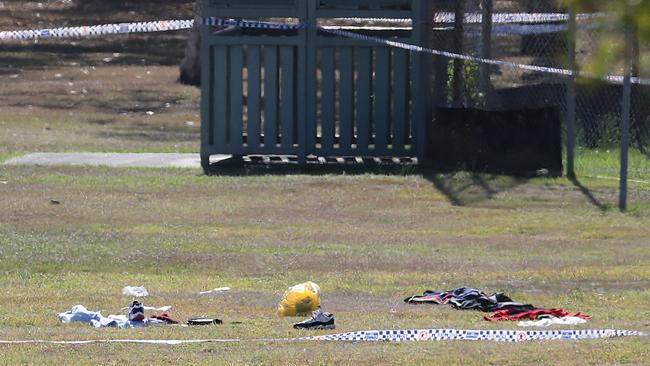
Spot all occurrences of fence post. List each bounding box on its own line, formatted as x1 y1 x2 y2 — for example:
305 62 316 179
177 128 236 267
479 0 492 106
566 6 576 179
414 0 432 165
431 1 448 108
619 14 633 212
451 0 464 106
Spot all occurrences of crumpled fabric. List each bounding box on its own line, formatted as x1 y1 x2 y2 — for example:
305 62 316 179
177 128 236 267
518 316 588 327
403 290 453 305
405 287 534 313
485 308 591 322
59 305 165 328
447 288 535 312
122 286 149 297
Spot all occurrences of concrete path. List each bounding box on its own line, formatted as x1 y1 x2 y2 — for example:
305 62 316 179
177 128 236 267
4 152 229 169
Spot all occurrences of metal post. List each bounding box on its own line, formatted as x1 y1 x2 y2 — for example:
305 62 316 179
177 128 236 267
479 0 493 106
431 1 448 107
619 16 633 211
566 6 577 178
414 0 432 165
451 0 464 106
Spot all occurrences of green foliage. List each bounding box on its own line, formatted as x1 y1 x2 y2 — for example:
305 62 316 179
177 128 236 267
562 0 650 42
446 60 485 107
561 0 648 77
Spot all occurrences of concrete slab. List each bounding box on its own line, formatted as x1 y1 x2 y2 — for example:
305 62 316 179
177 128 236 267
4 153 230 169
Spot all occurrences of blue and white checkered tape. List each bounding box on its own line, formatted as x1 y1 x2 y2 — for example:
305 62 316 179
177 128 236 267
307 328 648 342
0 19 194 41
0 328 646 345
199 17 649 86
1 16 648 86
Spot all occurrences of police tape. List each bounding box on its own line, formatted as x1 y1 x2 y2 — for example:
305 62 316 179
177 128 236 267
0 328 647 345
307 328 649 342
203 17 650 86
0 12 607 41
0 19 193 41
317 25 649 86
1 16 647 86
339 11 608 24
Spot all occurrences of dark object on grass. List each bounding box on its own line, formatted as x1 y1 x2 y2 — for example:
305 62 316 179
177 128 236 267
151 313 180 324
293 308 336 330
429 107 562 175
128 301 145 322
50 199 61 205
405 288 535 313
187 317 223 326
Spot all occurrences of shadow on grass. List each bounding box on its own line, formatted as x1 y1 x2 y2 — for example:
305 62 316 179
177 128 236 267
0 36 187 70
422 171 529 206
203 160 530 207
569 175 609 211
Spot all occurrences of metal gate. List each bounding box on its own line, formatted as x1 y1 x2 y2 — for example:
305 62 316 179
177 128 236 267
200 0 430 167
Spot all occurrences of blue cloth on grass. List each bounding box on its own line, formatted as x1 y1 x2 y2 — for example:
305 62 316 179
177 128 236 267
59 305 165 328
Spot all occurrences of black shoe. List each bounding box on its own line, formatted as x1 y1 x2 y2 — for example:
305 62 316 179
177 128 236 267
293 308 335 330
128 300 145 322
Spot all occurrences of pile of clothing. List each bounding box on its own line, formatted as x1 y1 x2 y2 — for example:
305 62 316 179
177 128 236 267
404 287 590 327
58 303 177 328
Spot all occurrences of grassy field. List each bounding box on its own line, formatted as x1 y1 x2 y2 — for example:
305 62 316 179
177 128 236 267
1 1 650 365
0 165 649 365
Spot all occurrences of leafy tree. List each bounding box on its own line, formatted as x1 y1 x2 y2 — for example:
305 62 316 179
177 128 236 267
561 0 648 77
562 0 650 41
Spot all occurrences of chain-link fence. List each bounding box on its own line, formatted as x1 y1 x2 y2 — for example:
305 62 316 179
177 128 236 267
426 0 649 191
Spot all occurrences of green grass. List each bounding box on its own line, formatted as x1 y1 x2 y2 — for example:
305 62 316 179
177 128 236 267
0 165 648 364
0 151 22 163
575 147 650 182
1 3 649 361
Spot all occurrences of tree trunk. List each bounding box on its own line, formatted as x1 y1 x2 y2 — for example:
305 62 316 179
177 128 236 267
179 1 202 87
178 1 242 87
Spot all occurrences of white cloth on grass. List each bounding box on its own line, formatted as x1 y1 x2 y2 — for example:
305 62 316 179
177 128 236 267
122 286 149 297
518 316 588 327
59 305 165 328
200 287 231 295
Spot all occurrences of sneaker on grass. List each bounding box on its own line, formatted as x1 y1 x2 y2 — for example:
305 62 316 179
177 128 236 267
293 308 335 330
128 300 145 322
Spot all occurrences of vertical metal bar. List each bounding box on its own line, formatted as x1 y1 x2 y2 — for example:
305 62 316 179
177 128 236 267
339 48 354 152
374 47 391 154
413 0 432 164
247 46 262 149
321 47 336 154
297 0 310 162
263 46 278 150
393 49 409 154
619 15 633 212
280 46 296 149
566 6 577 178
356 48 372 153
200 41 213 149
199 3 211 169
451 0 464 106
479 0 493 106
431 0 448 108
305 0 318 157
213 46 229 150
229 46 244 150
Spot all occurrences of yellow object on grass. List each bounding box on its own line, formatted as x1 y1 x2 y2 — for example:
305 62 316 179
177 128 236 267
277 281 321 317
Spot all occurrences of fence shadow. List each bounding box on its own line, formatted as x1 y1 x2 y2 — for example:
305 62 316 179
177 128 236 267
204 162 529 207
569 176 609 211
422 171 528 207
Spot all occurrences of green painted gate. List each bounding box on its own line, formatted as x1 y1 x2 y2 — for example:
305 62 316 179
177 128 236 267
200 0 431 168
